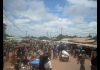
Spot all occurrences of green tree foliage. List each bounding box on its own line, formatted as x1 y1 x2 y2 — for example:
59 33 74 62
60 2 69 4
3 23 7 39
87 34 92 38
38 36 48 40
56 34 65 40
56 34 78 40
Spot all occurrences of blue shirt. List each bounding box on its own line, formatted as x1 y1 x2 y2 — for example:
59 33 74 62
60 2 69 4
53 48 57 52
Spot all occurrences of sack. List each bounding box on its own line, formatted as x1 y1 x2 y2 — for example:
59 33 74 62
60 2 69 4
62 50 69 56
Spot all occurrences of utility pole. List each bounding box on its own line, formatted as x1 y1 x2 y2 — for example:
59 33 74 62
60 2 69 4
61 27 63 35
47 31 48 38
50 35 51 40
26 31 27 37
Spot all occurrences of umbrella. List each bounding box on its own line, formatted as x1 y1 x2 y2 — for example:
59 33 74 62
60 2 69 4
29 60 39 65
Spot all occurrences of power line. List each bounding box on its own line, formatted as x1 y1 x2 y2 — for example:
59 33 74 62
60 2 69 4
3 5 25 32
3 12 24 32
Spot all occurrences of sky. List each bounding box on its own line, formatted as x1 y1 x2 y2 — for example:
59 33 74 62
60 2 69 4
3 0 97 37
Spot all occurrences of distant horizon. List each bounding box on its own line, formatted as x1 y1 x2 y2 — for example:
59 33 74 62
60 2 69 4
6 34 96 38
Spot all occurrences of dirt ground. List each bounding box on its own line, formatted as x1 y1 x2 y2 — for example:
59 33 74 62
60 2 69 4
3 52 91 70
51 55 91 70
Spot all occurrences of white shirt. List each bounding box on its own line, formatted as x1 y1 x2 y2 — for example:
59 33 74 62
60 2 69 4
44 61 52 69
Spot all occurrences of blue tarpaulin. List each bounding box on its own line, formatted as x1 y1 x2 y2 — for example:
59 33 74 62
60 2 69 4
29 60 39 65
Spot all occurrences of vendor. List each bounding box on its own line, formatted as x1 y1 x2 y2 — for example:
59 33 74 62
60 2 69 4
39 55 52 70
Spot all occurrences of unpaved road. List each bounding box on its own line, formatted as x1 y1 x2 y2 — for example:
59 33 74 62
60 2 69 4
51 55 91 70
4 52 91 70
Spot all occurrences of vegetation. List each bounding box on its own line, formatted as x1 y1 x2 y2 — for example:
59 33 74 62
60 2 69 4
38 36 49 40
56 34 65 40
87 34 92 38
3 23 7 39
3 23 14 39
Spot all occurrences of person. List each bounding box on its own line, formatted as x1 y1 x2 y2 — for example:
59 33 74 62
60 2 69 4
90 49 97 70
3 47 7 56
77 50 86 70
38 49 41 58
77 48 81 61
44 49 51 60
44 55 52 70
3 57 4 69
14 58 21 70
39 55 45 70
74 48 77 58
48 48 52 60
17 48 22 58
57 45 61 56
53 46 57 59
39 55 52 70
21 56 30 67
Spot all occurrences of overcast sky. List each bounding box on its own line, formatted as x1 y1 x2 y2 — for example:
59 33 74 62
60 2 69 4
3 0 97 37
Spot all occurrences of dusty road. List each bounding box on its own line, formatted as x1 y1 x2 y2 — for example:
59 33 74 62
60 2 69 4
51 55 91 70
41 50 91 70
4 52 91 70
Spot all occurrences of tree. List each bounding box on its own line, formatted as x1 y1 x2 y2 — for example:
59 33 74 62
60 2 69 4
65 35 69 38
56 34 65 40
38 36 48 40
73 35 77 38
87 34 92 38
3 23 7 39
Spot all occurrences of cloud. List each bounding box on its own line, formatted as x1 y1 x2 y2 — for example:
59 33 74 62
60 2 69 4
66 0 97 8
55 4 63 11
71 16 86 24
62 4 97 18
14 19 31 25
3 0 97 37
29 18 97 37
3 0 58 21
55 0 97 19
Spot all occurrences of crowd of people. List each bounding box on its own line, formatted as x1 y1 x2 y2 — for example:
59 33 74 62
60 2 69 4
3 39 97 70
